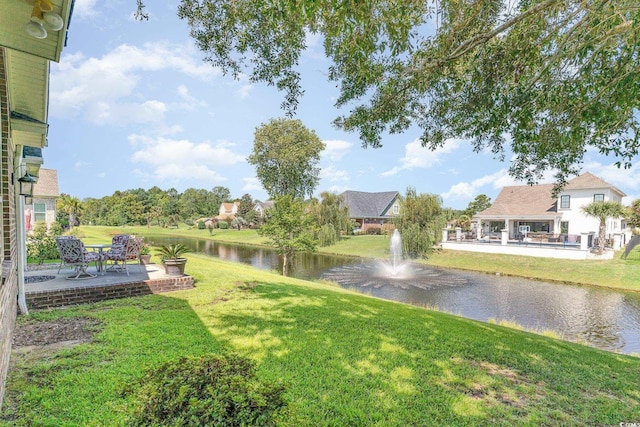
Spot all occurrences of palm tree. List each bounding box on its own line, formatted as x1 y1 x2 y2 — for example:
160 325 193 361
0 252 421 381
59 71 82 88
581 201 626 255
57 193 83 229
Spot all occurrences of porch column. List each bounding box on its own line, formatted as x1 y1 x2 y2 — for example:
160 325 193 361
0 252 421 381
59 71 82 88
501 229 508 245
476 225 482 240
455 227 462 241
613 233 622 250
442 229 448 242
580 232 589 251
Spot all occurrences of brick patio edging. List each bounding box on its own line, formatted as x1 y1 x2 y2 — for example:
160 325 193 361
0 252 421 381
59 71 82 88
26 275 195 309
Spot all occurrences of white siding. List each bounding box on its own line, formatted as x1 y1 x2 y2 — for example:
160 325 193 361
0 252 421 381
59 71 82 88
558 188 624 237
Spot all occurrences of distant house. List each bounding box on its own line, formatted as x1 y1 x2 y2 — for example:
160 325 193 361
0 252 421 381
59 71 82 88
475 172 628 243
253 201 274 218
25 168 59 232
217 201 240 221
340 190 400 232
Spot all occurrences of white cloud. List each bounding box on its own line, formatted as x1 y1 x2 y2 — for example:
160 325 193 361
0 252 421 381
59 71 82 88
320 166 350 183
129 135 245 183
176 85 208 111
583 161 640 192
322 140 352 161
242 177 262 191
237 84 253 99
441 169 515 202
72 0 99 20
50 43 219 125
74 160 89 170
382 138 462 176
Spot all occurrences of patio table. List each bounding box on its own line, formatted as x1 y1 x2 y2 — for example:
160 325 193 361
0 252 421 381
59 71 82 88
85 244 112 275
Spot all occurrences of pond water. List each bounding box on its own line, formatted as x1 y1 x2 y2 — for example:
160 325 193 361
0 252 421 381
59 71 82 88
147 235 640 355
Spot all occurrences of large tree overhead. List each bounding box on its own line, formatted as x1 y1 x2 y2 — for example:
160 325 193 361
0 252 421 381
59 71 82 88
248 118 325 199
177 0 640 188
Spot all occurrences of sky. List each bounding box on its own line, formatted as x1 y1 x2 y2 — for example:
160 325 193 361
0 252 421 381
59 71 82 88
44 0 640 210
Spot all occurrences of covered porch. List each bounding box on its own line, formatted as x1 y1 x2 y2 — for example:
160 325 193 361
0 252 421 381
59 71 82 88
472 214 580 243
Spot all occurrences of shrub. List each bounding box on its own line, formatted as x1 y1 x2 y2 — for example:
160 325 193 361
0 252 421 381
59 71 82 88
381 223 395 236
127 353 287 427
197 220 205 229
218 220 229 229
366 227 382 235
184 218 195 227
26 222 60 264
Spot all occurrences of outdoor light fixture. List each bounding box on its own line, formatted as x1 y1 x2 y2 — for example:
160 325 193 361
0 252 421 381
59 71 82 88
14 171 37 198
24 0 64 40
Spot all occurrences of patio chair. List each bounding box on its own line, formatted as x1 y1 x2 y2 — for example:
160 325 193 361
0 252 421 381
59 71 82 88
105 236 144 276
55 235 78 273
103 234 130 271
56 237 102 280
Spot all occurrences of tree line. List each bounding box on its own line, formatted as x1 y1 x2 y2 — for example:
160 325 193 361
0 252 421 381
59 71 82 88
56 186 241 228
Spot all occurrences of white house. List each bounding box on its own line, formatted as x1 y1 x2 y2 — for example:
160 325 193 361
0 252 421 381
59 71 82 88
253 201 274 218
474 172 628 244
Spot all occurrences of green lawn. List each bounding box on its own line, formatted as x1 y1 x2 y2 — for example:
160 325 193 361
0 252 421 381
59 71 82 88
76 225 640 291
4 253 640 425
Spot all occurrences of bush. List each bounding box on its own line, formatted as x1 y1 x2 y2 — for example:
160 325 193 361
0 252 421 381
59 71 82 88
184 218 195 227
218 220 229 229
381 223 395 236
197 220 205 229
26 222 60 264
365 227 382 235
127 353 287 427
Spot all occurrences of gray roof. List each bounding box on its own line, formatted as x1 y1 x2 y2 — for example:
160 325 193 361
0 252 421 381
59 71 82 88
341 190 399 218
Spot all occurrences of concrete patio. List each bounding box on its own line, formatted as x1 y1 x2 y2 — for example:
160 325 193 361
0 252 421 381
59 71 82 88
24 263 195 310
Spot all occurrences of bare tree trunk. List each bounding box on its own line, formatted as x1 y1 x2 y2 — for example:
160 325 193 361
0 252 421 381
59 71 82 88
282 253 289 276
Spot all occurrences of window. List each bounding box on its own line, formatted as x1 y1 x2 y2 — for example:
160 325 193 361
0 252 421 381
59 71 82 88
593 194 604 202
34 203 46 222
560 221 569 234
489 221 504 233
560 195 570 209
392 204 399 214
517 221 550 232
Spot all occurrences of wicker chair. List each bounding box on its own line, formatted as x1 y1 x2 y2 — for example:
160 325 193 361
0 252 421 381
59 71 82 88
55 235 78 273
105 236 144 276
56 237 101 280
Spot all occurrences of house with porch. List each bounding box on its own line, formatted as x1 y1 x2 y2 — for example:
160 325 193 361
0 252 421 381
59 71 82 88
473 172 628 246
340 190 400 233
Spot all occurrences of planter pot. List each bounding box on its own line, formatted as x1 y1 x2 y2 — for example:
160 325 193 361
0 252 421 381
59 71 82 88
140 254 152 265
162 258 187 276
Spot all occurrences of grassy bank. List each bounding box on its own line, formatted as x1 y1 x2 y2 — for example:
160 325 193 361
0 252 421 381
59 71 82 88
75 225 640 291
5 253 640 425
